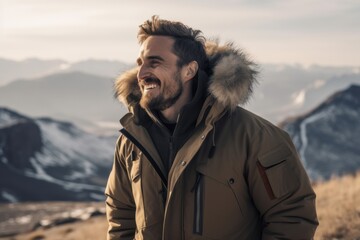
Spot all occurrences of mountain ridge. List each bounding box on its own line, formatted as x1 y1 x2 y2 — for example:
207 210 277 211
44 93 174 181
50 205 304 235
280 84 360 180
0 107 115 203
0 71 126 130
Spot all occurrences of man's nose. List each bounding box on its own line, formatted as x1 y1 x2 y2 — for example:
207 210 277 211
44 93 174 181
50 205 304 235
137 65 150 81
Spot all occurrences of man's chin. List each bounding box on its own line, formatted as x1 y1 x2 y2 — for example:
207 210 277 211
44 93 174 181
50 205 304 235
140 97 157 110
140 99 169 111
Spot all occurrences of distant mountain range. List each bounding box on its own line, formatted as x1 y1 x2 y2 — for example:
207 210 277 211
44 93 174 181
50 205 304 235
0 58 66 86
1 57 359 127
246 64 360 123
280 84 360 181
0 71 127 132
0 57 131 86
0 108 116 202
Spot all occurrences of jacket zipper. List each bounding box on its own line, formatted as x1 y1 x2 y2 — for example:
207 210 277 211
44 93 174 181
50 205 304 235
120 128 168 190
192 173 203 235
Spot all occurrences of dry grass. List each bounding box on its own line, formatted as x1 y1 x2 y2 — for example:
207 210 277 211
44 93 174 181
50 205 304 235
314 172 360 240
0 216 108 240
1 173 359 240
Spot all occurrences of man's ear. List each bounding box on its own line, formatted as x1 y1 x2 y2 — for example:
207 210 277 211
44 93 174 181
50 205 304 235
183 61 199 82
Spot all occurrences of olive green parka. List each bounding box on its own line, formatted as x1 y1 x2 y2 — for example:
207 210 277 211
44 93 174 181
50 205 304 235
105 42 318 240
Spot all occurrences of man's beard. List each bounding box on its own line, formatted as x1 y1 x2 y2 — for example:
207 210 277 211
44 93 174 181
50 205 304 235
139 71 183 111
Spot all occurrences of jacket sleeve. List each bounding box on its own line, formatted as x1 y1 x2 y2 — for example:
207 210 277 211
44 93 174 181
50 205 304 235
105 135 136 240
247 126 318 240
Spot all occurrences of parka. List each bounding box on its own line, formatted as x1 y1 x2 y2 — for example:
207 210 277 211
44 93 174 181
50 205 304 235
105 41 318 240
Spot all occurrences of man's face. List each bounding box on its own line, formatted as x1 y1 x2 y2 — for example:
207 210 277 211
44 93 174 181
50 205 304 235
136 36 184 111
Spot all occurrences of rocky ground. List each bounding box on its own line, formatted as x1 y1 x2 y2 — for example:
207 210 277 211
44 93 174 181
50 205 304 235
0 202 106 239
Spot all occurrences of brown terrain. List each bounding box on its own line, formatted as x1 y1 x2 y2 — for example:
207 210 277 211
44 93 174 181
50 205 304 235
0 172 359 240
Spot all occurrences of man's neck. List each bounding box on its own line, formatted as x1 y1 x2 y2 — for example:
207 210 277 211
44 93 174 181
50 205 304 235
160 85 193 123
160 108 180 123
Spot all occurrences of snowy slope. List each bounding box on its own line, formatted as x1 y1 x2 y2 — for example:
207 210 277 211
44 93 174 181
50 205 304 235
0 108 117 203
281 85 360 181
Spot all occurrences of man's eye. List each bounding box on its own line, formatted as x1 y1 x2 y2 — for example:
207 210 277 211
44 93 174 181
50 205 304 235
150 61 160 67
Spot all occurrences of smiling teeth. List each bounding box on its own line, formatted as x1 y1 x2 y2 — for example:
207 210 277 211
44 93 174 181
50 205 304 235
145 84 157 89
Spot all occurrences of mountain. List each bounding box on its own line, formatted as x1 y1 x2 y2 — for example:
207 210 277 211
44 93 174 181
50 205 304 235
246 64 360 124
0 71 127 131
0 58 66 86
0 107 116 203
64 59 131 79
0 58 131 86
280 85 360 181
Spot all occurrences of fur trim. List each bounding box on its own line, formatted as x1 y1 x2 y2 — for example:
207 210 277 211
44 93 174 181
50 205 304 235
114 41 258 110
206 41 258 110
114 67 140 108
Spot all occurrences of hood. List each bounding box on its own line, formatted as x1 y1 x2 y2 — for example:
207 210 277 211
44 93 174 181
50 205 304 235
114 41 258 111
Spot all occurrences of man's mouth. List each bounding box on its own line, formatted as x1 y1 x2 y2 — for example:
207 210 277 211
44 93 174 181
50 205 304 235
141 78 160 92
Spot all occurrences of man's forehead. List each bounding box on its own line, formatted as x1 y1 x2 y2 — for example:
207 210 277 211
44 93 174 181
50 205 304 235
138 36 175 57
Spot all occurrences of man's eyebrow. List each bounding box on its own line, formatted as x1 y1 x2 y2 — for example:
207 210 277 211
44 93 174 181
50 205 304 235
136 55 165 66
147 56 165 62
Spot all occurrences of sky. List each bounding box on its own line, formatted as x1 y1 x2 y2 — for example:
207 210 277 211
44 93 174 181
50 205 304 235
1 0 360 66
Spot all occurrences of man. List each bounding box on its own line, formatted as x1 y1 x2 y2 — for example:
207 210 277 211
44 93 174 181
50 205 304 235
106 16 318 240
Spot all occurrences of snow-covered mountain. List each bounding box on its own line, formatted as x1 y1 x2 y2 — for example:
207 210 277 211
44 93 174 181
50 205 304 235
280 85 360 181
0 107 117 203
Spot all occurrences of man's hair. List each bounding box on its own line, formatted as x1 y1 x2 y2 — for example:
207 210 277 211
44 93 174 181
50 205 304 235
138 16 208 72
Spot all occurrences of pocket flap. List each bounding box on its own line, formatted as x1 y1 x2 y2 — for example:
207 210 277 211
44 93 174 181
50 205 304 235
258 146 292 168
257 146 299 198
196 164 227 185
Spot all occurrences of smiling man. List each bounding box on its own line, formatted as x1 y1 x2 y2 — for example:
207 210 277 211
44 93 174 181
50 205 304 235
105 16 318 240
136 36 195 121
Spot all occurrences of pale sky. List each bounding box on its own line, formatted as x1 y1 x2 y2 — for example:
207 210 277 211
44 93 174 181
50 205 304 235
1 0 359 66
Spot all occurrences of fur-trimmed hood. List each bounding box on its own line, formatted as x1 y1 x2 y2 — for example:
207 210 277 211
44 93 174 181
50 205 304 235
114 41 258 111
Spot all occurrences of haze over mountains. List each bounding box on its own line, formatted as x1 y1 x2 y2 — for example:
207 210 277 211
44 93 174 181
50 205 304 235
0 71 126 132
247 64 360 123
0 58 131 86
1 58 359 129
0 58 135 132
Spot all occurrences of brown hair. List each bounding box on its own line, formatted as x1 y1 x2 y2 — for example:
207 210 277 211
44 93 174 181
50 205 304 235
138 16 208 72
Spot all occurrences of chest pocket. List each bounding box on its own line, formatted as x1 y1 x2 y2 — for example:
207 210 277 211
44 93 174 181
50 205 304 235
257 146 300 199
